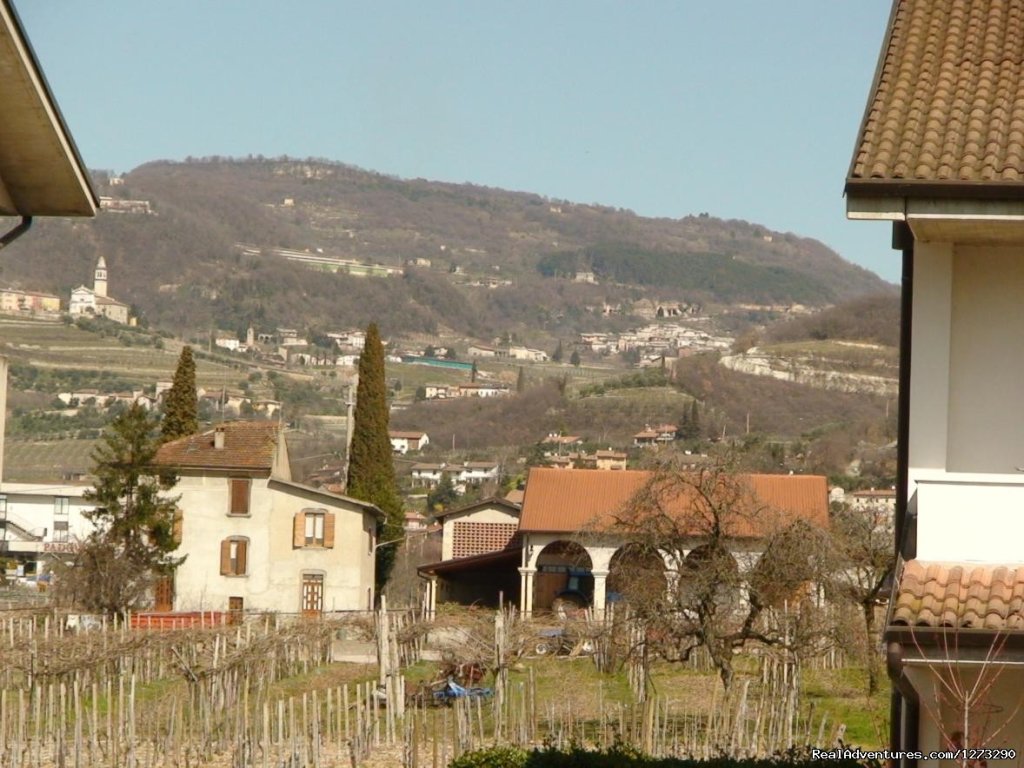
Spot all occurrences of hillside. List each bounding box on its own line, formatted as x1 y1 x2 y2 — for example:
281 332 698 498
1 158 891 343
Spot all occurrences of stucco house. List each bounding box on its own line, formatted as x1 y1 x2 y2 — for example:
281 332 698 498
153 422 381 615
846 0 1024 759
0 482 97 581
389 430 429 455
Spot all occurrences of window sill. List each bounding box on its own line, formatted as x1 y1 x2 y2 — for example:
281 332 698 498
222 574 249 578
226 513 252 518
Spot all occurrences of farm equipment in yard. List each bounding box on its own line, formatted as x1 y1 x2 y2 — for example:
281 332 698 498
431 678 493 705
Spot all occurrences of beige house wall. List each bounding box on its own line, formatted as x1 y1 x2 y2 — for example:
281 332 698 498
171 472 374 613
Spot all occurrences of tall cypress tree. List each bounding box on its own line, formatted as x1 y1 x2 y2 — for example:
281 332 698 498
161 345 198 442
346 323 404 589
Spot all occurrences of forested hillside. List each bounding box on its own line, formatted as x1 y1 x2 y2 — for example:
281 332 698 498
1 158 890 342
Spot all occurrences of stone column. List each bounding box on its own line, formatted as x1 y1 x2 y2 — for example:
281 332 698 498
591 569 609 621
518 567 536 617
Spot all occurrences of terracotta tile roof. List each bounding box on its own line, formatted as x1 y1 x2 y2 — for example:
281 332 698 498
892 559 1024 629
849 0 1024 193
389 430 425 439
518 468 828 535
154 421 279 472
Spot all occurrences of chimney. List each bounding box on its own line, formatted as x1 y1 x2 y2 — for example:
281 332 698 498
214 426 226 450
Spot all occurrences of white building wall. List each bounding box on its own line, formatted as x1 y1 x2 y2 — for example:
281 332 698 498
907 241 953 480
946 245 1024 473
171 473 375 613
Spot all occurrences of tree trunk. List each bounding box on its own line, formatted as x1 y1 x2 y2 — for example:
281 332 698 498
863 600 879 696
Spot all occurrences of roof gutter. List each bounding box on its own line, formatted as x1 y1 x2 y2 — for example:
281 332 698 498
0 215 31 250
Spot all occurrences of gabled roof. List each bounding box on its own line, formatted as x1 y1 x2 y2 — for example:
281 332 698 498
154 421 280 472
518 468 828 535
848 0 1024 198
0 1 97 216
892 559 1024 630
267 477 383 519
389 430 426 439
433 495 521 521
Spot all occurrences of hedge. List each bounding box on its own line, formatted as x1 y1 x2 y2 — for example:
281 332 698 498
449 745 882 768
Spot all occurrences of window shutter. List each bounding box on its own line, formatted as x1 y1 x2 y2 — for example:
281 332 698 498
230 478 250 515
293 512 305 548
219 539 230 575
172 509 183 547
237 540 247 575
324 513 336 548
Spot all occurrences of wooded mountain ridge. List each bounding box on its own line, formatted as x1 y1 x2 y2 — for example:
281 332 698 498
2 157 891 342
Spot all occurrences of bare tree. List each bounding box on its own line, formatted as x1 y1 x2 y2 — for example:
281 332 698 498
827 500 894 695
607 457 833 689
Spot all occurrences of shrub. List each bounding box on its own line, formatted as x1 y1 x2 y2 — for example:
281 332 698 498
449 745 880 768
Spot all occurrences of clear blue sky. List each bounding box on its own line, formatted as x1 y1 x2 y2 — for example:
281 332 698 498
19 1 899 281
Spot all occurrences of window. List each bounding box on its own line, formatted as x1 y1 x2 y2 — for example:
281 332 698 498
0 495 6 522
53 520 69 543
292 509 334 548
54 497 70 518
219 537 248 576
228 478 251 516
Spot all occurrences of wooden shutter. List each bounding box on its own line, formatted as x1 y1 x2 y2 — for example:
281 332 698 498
236 540 247 575
324 512 336 548
229 478 250 515
172 509 183 547
293 512 305 548
219 539 231 575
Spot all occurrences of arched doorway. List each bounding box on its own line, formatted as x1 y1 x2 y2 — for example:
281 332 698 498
607 542 667 608
533 541 593 616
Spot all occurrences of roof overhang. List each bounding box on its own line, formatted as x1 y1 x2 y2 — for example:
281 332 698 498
0 0 96 217
847 195 1024 246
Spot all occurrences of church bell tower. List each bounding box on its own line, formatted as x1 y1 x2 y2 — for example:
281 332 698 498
94 255 108 297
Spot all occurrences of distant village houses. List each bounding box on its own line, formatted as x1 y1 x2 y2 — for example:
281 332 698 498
410 461 501 490
0 287 60 316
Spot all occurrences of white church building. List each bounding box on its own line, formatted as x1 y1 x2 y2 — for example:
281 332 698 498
69 256 130 324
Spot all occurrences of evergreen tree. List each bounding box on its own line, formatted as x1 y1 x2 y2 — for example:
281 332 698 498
346 323 404 590
516 366 526 393
689 400 701 438
427 472 459 513
471 360 478 383
161 345 198 442
59 404 184 615
552 340 564 363
570 349 581 367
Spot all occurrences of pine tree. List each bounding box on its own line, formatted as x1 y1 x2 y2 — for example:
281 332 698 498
552 340 564 363
59 404 184 615
427 472 459 513
346 323 404 590
161 345 198 442
516 366 526 393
